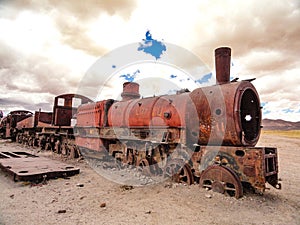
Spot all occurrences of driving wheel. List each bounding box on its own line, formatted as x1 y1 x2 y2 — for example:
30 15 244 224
199 165 243 198
165 159 194 185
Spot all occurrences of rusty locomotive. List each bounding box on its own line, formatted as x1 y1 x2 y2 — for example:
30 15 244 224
0 47 281 198
75 47 281 198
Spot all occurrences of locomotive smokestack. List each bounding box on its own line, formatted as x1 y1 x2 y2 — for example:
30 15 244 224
215 47 231 84
121 82 141 101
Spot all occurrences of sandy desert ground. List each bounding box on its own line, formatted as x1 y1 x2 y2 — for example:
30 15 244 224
0 132 299 225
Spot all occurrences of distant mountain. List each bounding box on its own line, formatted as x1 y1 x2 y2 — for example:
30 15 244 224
262 119 300 130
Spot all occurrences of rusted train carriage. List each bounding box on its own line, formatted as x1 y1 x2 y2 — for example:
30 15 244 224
75 47 281 198
2 94 92 157
0 110 33 141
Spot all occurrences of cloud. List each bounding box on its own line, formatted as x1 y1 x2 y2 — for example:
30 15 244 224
54 15 108 56
261 100 300 122
0 0 136 56
0 43 73 95
0 0 299 122
48 0 136 20
192 0 300 70
1 0 136 20
0 94 53 114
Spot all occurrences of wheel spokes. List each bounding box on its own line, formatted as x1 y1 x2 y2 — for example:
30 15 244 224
199 165 243 198
137 158 150 176
165 160 194 185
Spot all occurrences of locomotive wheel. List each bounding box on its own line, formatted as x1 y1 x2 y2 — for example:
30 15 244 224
55 141 61 154
45 143 51 150
69 145 76 158
149 162 161 175
29 136 34 147
199 165 243 198
61 144 67 155
137 158 151 176
16 133 22 143
165 160 194 185
177 164 194 185
28 137 33 147
39 137 46 150
69 145 80 158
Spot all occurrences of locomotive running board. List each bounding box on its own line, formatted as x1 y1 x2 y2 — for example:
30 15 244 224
0 151 79 182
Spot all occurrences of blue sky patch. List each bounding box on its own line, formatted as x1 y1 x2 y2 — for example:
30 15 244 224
282 108 294 113
261 102 267 107
119 69 140 82
137 30 166 60
195 73 212 84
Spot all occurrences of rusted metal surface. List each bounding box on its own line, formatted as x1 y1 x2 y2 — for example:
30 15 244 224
75 135 105 152
52 94 93 126
189 80 261 146
0 110 33 139
0 151 79 182
121 82 140 101
164 160 194 185
76 100 113 128
16 115 34 130
7 111 33 124
192 146 281 194
8 93 94 159
74 47 281 197
200 165 243 198
108 77 261 147
215 47 231 84
34 111 52 127
108 95 184 128
107 80 261 147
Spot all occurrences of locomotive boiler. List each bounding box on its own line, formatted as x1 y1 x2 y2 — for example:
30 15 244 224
75 47 281 198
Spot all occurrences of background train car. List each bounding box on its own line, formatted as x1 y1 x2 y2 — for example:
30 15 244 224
0 110 33 141
2 94 93 158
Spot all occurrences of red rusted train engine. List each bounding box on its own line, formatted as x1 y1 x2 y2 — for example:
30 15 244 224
0 94 92 157
75 47 281 198
0 110 33 141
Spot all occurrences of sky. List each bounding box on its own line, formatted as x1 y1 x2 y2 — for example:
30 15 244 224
0 0 299 121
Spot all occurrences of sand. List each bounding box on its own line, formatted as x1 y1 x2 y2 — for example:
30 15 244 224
0 132 299 225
